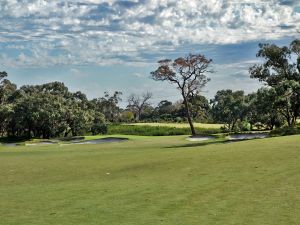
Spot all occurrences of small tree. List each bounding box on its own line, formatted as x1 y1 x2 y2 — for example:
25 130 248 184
91 91 122 122
246 88 284 130
211 90 247 132
91 111 107 135
120 110 135 122
127 92 152 121
151 54 212 135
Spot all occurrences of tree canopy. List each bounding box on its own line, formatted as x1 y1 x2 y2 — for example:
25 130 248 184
0 40 299 138
151 54 212 135
249 39 300 126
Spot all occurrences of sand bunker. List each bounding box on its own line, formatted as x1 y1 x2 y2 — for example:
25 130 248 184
26 141 57 146
228 133 268 140
0 143 17 147
1 137 128 147
186 136 216 141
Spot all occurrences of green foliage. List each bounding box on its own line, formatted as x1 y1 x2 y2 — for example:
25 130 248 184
107 124 221 136
234 120 251 132
91 112 107 135
175 116 183 123
90 91 122 122
211 90 247 131
246 88 284 130
250 39 300 126
1 39 300 137
269 124 300 136
120 110 134 122
0 75 107 138
188 94 212 122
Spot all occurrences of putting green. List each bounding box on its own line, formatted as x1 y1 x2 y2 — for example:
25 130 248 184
0 135 299 225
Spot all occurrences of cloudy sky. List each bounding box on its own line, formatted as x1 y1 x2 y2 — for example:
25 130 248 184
0 0 299 105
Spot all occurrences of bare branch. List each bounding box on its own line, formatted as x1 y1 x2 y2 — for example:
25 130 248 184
150 53 213 135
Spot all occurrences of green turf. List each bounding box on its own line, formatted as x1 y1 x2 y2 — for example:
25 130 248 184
0 135 300 225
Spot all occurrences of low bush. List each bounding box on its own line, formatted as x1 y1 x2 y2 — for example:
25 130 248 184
269 124 300 136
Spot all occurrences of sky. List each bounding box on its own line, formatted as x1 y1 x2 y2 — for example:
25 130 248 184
0 0 300 107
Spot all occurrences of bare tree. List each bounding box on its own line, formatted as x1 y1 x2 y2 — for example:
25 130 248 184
127 92 152 121
150 54 212 135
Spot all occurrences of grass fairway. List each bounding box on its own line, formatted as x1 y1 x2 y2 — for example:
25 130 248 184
0 135 300 225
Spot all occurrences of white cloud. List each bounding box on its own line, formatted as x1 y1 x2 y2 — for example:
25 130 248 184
0 0 299 67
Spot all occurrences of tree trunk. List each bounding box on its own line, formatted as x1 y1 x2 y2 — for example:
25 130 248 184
182 95 196 136
64 128 72 137
285 97 292 127
135 111 140 122
286 112 291 127
231 119 238 132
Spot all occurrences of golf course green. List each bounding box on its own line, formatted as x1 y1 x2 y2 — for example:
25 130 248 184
0 135 299 225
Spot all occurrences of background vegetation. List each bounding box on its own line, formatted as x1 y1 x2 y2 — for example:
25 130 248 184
107 124 221 136
0 39 299 139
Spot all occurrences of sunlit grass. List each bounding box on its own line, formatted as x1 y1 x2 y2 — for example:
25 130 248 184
0 135 300 225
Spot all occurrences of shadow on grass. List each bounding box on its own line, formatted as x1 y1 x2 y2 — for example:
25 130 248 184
0 136 31 144
166 139 248 149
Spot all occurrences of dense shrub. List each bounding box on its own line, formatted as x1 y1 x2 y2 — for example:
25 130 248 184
269 125 300 136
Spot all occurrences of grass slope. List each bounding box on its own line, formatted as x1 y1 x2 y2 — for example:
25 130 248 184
0 135 299 225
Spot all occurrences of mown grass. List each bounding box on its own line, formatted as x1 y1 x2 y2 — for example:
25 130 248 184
108 124 221 136
0 135 300 225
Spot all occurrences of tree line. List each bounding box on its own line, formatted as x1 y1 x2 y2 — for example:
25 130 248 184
150 39 300 134
0 39 299 138
0 77 119 138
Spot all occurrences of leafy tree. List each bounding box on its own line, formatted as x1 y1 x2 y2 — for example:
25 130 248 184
0 71 7 80
0 77 107 138
249 39 300 126
120 110 135 122
139 105 155 121
91 112 107 135
188 94 212 122
63 102 91 137
0 72 17 136
91 91 122 122
151 54 212 135
0 104 13 136
11 93 66 138
0 72 16 105
153 100 175 121
211 90 247 131
156 100 173 114
247 88 284 130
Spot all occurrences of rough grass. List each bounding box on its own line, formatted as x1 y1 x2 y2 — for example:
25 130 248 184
108 124 221 136
129 122 223 129
0 135 300 225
